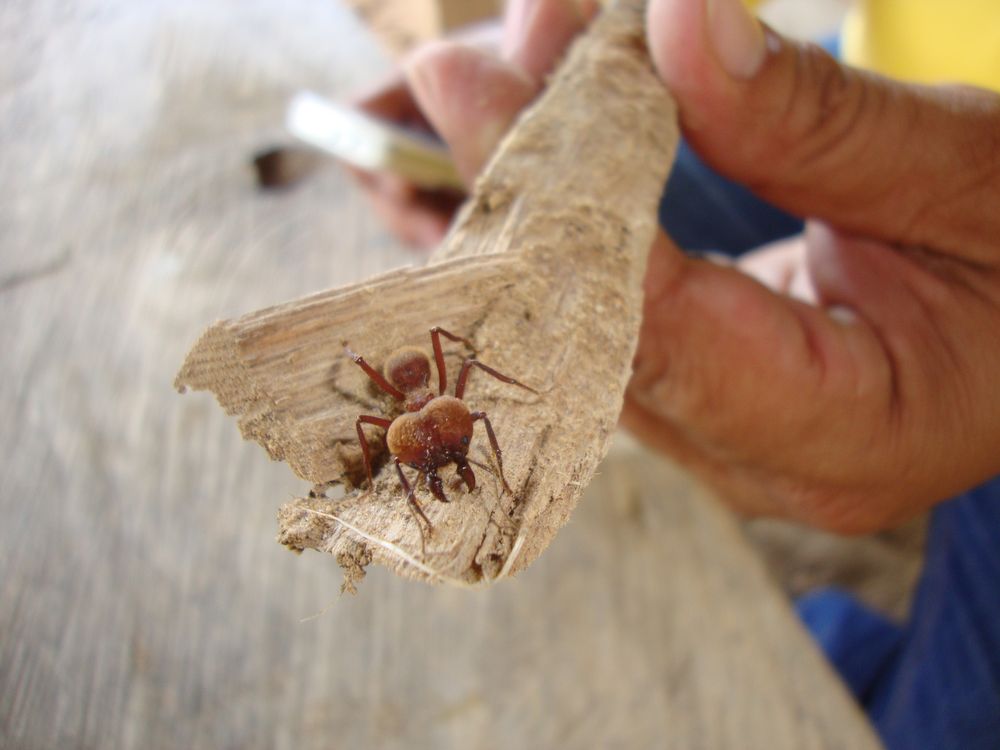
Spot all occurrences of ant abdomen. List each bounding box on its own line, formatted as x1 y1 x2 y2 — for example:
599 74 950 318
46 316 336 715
383 347 431 393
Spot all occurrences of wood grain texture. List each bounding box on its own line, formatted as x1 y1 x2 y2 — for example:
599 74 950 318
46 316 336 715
176 0 679 585
1 0 886 747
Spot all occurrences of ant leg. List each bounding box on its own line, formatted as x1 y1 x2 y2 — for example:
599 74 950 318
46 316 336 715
429 327 475 395
394 457 433 536
344 345 405 401
471 411 513 495
355 415 392 487
455 359 538 400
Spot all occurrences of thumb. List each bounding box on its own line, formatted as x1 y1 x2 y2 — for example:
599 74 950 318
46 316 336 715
646 0 1000 263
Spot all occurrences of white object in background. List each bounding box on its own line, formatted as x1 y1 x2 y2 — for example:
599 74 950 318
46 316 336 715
286 91 464 190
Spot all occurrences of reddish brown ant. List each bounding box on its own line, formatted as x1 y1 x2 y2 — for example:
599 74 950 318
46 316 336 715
345 327 536 535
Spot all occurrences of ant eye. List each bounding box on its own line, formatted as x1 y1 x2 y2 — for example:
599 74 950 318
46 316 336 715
461 436 470 445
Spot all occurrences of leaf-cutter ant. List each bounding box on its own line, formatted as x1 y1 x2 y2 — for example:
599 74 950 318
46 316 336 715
345 327 536 535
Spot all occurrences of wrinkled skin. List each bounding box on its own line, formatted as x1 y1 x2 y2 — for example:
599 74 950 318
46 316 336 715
347 0 1000 534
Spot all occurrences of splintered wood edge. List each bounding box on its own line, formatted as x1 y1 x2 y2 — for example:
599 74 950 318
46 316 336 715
176 0 679 587
174 257 521 479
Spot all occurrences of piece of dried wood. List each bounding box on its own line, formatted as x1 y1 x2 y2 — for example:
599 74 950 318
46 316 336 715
175 0 678 585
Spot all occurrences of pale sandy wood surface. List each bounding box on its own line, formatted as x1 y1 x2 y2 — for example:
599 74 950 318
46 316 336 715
2 0 882 748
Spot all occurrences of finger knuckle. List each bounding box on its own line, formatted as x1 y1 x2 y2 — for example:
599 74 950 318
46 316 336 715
783 44 882 176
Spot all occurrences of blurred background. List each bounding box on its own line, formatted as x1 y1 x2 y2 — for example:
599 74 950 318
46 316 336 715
3 1 917 748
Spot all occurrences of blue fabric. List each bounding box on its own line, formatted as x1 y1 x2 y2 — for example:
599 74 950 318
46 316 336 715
794 487 1000 750
657 141 803 255
869 483 1000 749
657 28 1000 740
795 588 903 701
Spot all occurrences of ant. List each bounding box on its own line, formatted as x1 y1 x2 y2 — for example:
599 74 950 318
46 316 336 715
345 327 536 536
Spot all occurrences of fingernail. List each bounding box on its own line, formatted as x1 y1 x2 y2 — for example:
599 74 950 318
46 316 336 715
706 0 766 79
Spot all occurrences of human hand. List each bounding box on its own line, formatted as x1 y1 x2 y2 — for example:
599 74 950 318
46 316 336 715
345 1 595 248
625 0 1000 532
353 0 1000 534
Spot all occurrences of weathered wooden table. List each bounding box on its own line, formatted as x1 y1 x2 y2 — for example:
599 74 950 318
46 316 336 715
1 1 881 747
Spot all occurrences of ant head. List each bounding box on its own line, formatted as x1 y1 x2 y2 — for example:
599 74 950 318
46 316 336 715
383 346 431 393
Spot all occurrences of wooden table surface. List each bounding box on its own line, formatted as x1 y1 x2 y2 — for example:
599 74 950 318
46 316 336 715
1 1 881 748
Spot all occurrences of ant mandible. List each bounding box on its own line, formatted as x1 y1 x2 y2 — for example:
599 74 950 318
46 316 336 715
345 327 536 534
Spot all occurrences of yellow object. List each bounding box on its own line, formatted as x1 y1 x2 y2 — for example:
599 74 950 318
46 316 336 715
842 1 1000 91
751 0 1000 92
